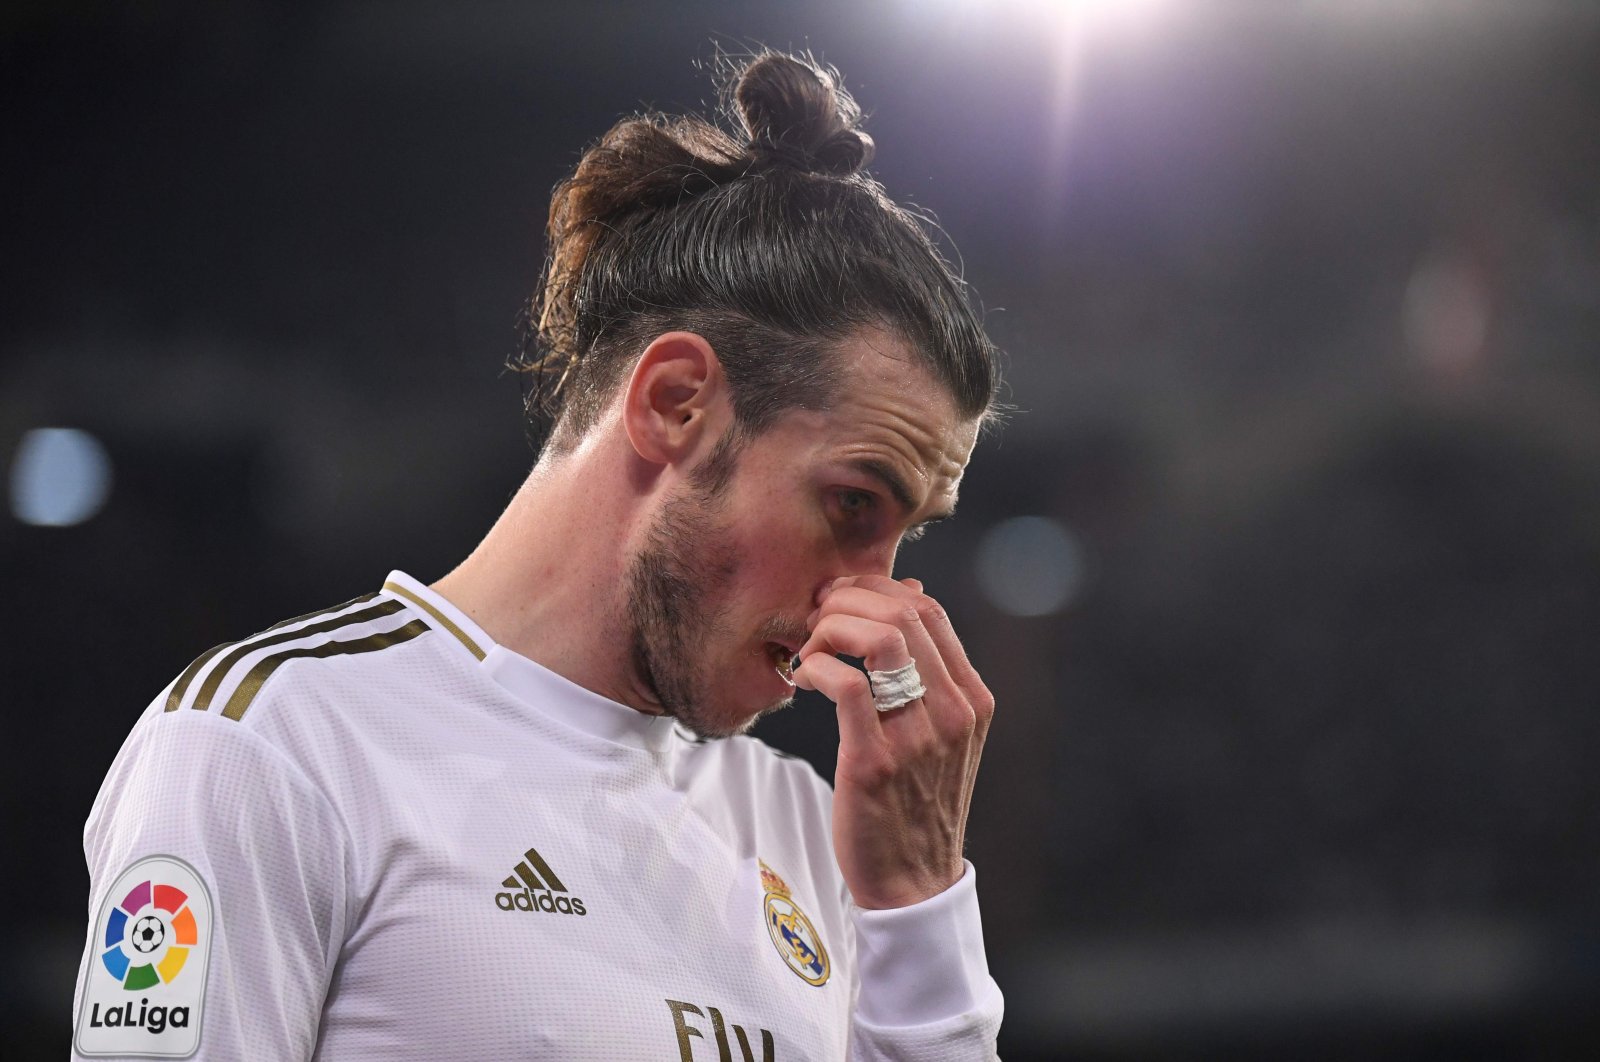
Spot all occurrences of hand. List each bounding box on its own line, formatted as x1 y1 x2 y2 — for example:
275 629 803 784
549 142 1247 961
792 575 995 910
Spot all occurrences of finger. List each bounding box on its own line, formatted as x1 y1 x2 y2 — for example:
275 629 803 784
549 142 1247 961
809 586 955 694
800 601 975 748
793 651 885 752
794 649 936 755
833 577 995 800
840 575 984 699
813 584 922 626
823 573 919 603
798 613 912 673
823 576 986 734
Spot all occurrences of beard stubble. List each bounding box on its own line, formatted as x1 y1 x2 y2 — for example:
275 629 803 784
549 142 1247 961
624 485 752 738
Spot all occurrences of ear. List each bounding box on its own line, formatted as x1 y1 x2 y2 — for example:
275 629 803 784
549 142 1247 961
620 331 730 467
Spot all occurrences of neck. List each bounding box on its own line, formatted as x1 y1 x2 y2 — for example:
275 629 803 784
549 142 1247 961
432 434 665 715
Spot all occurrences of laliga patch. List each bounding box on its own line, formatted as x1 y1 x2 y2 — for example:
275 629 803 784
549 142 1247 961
76 855 213 1058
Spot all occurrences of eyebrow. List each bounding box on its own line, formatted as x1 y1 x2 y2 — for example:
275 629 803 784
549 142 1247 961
847 457 958 527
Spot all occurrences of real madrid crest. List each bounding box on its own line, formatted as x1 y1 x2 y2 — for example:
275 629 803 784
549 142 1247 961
759 860 830 986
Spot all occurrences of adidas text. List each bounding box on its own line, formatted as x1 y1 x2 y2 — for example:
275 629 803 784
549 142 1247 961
494 887 587 915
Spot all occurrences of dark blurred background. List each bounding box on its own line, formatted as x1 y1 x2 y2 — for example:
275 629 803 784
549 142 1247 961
5 1 1599 1058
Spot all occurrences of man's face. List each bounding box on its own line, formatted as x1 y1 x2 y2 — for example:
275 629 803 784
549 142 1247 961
623 330 980 738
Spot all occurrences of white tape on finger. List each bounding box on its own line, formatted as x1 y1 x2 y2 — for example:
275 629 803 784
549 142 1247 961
867 661 926 712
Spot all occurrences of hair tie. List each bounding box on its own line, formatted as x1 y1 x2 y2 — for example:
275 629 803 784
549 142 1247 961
750 139 817 172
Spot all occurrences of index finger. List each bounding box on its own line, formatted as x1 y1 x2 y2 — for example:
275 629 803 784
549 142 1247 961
828 575 984 696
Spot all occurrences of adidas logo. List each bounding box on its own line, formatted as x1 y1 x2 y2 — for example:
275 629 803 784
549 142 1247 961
493 846 587 916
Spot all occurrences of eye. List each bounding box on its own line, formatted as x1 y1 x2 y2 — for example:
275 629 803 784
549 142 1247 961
834 489 874 519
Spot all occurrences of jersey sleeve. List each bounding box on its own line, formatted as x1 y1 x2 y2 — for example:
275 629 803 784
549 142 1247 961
73 702 352 1061
847 861 1005 1062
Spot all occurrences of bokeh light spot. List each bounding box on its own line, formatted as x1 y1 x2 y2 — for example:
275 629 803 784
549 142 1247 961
975 515 1085 617
9 428 114 527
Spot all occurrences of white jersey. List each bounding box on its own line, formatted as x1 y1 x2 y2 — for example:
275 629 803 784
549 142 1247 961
74 571 1002 1060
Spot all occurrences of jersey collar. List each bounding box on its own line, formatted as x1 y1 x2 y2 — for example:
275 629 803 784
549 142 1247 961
481 644 681 754
381 570 679 754
381 570 491 662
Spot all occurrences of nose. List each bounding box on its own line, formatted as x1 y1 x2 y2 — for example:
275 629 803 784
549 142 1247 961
813 543 897 605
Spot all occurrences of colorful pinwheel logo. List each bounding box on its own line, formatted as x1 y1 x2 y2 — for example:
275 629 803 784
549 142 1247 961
100 879 199 990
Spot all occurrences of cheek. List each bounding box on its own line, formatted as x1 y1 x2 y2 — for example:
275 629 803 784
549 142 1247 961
724 507 828 596
736 480 826 543
736 538 811 593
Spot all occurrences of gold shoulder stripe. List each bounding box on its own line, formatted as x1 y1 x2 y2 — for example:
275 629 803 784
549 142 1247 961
221 618 430 722
266 591 380 631
164 642 236 712
190 599 405 713
163 592 380 713
382 580 486 661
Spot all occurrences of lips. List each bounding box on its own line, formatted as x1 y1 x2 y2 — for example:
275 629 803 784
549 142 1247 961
765 641 798 686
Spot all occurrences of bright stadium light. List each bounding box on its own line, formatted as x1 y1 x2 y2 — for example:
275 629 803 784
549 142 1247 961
9 427 114 527
1050 0 1172 24
922 0 1174 32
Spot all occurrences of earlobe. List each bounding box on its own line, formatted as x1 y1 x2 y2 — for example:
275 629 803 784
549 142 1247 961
621 332 727 466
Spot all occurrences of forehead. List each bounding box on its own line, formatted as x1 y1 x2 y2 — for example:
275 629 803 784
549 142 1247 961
770 329 979 510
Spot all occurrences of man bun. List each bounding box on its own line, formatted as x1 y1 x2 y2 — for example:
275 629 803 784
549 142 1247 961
732 52 875 176
520 48 998 453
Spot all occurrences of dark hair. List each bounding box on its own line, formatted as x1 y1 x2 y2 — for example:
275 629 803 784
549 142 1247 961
516 50 1000 453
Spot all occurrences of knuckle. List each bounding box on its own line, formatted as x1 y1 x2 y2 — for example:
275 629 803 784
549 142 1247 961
862 755 896 787
936 702 978 741
873 628 907 659
896 605 923 628
939 720 975 749
971 686 996 718
915 596 949 624
839 671 872 701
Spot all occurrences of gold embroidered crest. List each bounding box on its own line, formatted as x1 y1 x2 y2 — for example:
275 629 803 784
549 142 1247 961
759 861 830 987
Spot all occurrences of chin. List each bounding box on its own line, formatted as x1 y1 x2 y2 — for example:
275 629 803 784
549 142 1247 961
677 692 794 741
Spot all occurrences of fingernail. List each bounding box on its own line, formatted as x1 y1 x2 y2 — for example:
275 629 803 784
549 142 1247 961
806 608 819 628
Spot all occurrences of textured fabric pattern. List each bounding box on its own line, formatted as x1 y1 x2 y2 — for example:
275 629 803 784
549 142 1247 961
74 571 1002 1060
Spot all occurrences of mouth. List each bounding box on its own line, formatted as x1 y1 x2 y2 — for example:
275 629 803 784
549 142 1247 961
764 641 799 686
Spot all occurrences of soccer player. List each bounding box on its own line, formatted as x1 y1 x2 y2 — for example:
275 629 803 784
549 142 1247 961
75 51 1004 1060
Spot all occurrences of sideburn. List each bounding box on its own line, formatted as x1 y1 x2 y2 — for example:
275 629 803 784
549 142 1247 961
624 483 740 734
688 427 744 500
